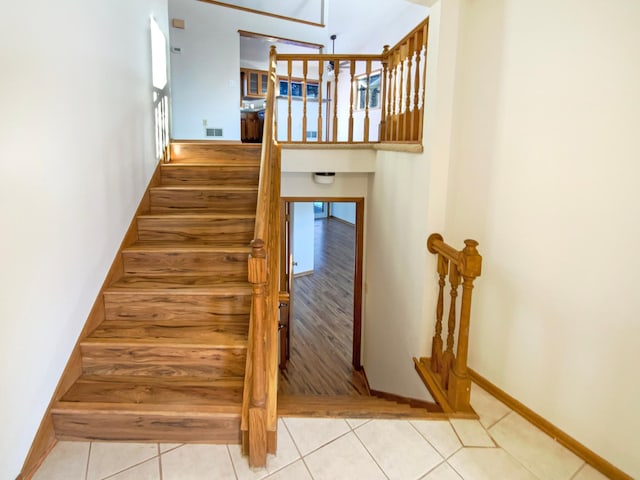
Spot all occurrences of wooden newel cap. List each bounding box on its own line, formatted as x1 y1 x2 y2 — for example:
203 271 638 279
250 239 266 258
427 233 443 254
461 239 482 277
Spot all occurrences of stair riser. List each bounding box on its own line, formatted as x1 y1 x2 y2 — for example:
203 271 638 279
80 345 247 377
122 251 249 277
52 412 241 443
170 143 261 164
104 293 251 321
149 189 257 213
137 217 255 243
161 166 259 186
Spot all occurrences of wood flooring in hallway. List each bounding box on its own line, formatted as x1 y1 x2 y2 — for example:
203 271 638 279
278 217 369 396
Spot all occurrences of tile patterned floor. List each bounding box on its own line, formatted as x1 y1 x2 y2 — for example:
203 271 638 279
33 384 610 480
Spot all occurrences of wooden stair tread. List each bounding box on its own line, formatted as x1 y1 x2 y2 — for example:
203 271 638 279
57 375 243 408
150 185 258 192
108 276 252 292
86 320 248 348
137 212 256 219
162 161 259 168
278 395 443 419
127 240 252 249
123 243 251 253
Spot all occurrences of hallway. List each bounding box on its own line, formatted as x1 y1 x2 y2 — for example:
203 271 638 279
278 217 368 396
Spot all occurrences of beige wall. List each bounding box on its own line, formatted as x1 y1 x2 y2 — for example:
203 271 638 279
444 0 640 476
0 1 168 477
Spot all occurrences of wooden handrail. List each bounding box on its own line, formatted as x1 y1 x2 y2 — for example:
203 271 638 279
415 233 482 414
242 45 281 468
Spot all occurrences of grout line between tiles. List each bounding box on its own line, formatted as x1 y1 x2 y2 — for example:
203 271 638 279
483 408 513 430
408 420 462 460
85 442 92 480
419 459 449 479
225 444 240 480
100 450 161 480
351 421 391 480
569 462 589 480
157 444 162 480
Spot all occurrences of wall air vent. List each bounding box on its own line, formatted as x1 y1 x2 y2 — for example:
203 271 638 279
206 128 223 137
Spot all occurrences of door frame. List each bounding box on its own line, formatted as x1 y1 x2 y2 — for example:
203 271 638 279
280 197 365 370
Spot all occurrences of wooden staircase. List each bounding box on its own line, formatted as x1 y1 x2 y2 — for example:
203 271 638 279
51 142 262 443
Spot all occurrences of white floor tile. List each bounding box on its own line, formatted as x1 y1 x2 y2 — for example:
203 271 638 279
159 443 182 453
450 419 495 447
470 383 511 429
412 420 463 458
304 432 387 480
264 460 312 479
32 441 90 480
489 413 584 480
572 464 609 480
448 447 538 480
420 462 463 480
229 419 301 480
106 457 160 479
161 444 236 480
283 417 350 456
346 418 371 429
355 419 443 480
87 442 158 480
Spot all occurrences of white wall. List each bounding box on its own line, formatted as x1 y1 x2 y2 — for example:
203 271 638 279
444 0 640 476
292 202 315 274
330 202 356 224
168 0 326 140
362 0 458 402
0 1 168 478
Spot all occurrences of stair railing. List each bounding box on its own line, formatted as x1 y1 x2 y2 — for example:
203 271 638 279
242 45 281 468
272 17 428 145
414 234 482 414
380 18 429 143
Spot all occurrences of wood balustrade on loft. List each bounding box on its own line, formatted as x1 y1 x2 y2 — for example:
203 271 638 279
271 17 429 146
414 234 482 415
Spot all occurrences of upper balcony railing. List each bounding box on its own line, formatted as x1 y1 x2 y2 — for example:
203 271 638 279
273 17 429 146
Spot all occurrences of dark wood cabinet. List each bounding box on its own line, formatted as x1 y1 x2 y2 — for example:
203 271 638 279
241 111 264 143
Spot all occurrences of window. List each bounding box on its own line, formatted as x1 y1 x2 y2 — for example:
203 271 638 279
355 72 381 110
279 79 319 98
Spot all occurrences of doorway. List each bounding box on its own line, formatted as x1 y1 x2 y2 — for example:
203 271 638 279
279 198 365 396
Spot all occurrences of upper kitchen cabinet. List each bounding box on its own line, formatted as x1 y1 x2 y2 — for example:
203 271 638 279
241 69 269 98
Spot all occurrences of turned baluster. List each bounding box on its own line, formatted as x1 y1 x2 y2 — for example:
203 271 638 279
440 263 460 390
317 59 324 142
302 60 308 143
403 40 413 141
332 61 340 142
287 60 292 143
363 59 371 143
379 45 389 141
348 59 356 143
447 239 482 411
430 254 448 373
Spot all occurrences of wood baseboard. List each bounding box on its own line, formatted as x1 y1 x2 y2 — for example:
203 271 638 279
292 270 313 278
18 160 163 480
469 369 633 480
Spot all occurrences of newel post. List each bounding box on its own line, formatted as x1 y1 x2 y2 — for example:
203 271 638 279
248 238 268 467
447 239 482 412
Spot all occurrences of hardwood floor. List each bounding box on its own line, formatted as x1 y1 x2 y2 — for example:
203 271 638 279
278 217 369 396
